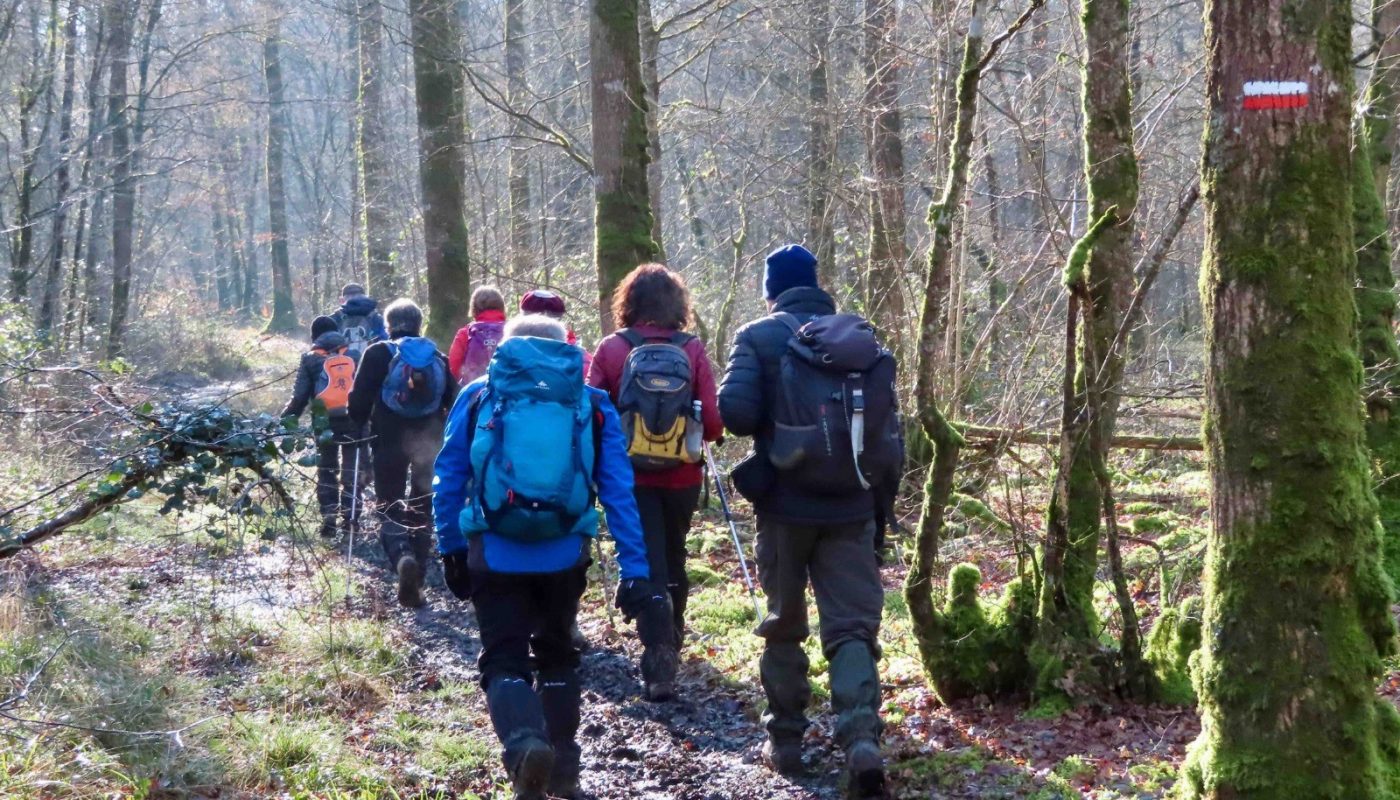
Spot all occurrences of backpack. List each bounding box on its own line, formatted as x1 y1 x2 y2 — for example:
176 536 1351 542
615 329 702 471
339 313 373 358
767 312 901 494
313 347 356 417
380 337 447 418
459 320 505 384
461 337 601 542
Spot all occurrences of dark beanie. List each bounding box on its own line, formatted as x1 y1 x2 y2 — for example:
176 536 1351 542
310 315 338 340
764 244 819 300
521 289 567 317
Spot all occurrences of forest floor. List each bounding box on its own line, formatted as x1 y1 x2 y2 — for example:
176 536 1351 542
1 325 1397 799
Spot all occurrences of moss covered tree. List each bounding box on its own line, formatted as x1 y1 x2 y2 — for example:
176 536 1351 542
356 0 400 299
1033 0 1141 701
409 0 472 346
1178 0 1400 795
590 0 659 333
1357 0 1400 584
263 26 298 334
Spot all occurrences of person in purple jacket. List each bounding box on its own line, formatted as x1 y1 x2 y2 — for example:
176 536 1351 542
432 314 665 800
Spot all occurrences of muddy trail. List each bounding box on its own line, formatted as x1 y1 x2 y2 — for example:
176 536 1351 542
349 528 847 800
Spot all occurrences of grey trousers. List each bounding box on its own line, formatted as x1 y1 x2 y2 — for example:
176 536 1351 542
754 517 884 747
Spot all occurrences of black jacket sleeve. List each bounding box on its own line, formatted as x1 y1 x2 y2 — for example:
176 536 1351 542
438 352 458 418
280 355 315 418
718 326 766 437
350 342 392 427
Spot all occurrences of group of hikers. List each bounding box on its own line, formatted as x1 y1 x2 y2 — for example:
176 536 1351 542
279 244 903 800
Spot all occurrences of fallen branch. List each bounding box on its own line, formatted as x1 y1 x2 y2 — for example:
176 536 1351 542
957 423 1202 451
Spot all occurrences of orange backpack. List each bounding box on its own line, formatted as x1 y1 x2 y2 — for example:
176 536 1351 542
314 348 356 417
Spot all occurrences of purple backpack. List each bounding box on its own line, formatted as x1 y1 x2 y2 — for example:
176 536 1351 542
459 320 504 384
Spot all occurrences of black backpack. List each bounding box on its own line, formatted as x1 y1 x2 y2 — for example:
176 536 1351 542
615 329 702 471
767 312 900 494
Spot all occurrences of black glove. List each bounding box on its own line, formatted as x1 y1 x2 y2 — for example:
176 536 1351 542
442 551 472 600
614 578 664 622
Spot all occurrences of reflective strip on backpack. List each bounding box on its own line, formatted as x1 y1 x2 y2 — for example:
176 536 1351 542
849 379 871 491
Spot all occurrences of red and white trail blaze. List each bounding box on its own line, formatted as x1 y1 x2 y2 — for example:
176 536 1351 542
1242 81 1309 110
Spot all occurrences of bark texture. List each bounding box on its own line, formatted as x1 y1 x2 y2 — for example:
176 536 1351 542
807 0 836 279
104 0 135 359
863 0 907 335
410 0 472 346
590 0 659 332
1179 0 1400 795
357 0 399 298
505 0 532 278
263 27 297 333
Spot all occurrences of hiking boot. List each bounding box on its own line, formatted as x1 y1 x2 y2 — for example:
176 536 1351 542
547 740 581 799
762 738 805 776
641 643 679 702
644 680 676 703
845 739 886 799
396 555 426 608
508 736 554 800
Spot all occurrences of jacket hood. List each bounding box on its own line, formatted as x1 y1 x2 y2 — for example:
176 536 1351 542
312 331 349 352
772 285 835 316
340 295 379 316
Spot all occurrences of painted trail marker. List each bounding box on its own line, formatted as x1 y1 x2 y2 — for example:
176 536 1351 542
1243 81 1308 110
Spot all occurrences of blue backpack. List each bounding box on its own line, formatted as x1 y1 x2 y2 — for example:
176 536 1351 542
380 337 447 418
459 337 602 543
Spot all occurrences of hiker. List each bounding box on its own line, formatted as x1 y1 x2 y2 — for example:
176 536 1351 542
718 244 903 797
349 299 456 608
588 264 723 701
520 289 592 374
433 314 667 800
447 285 508 385
280 315 364 538
330 282 388 358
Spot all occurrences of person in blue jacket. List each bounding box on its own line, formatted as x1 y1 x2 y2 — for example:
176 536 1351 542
433 314 666 800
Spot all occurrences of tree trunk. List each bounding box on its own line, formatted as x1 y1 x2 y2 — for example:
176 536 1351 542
640 0 665 262
9 0 60 305
863 0 907 335
1359 0 1400 585
1034 0 1142 700
357 0 399 298
807 0 836 280
1178 0 1400 795
104 0 135 359
39 0 81 338
263 27 297 333
590 0 659 332
409 0 472 346
504 0 532 278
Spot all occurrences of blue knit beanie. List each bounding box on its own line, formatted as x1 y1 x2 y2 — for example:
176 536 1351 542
764 244 819 300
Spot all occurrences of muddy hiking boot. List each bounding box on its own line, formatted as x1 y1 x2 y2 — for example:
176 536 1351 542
395 554 426 608
641 643 679 702
845 739 886 798
762 737 805 776
507 736 554 800
547 739 581 798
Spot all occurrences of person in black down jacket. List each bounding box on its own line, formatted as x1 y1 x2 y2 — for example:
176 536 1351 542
349 299 457 608
717 244 887 798
281 316 365 539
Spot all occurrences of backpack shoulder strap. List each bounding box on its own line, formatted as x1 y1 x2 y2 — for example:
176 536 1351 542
668 331 696 346
618 328 646 349
773 312 802 334
589 392 604 486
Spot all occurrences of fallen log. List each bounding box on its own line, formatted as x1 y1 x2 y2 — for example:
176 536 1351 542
956 423 1203 452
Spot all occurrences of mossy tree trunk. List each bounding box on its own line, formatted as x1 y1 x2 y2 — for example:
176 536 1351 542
1033 0 1141 701
1179 0 1400 795
1358 0 1400 585
590 0 659 333
505 0 532 279
863 0 908 335
263 27 298 334
908 0 1041 691
409 0 472 346
39 0 81 340
640 0 666 263
357 0 399 299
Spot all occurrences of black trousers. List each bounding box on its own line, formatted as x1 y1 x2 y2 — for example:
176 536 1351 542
370 415 440 565
471 565 588 762
315 419 365 523
634 484 701 640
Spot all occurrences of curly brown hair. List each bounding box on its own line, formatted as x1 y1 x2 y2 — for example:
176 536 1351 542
611 264 692 330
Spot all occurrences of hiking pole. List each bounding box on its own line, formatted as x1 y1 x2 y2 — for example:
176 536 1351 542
703 444 762 623
345 436 362 609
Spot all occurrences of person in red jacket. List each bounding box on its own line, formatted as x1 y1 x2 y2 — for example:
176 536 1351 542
521 289 593 375
588 264 723 701
447 286 507 384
